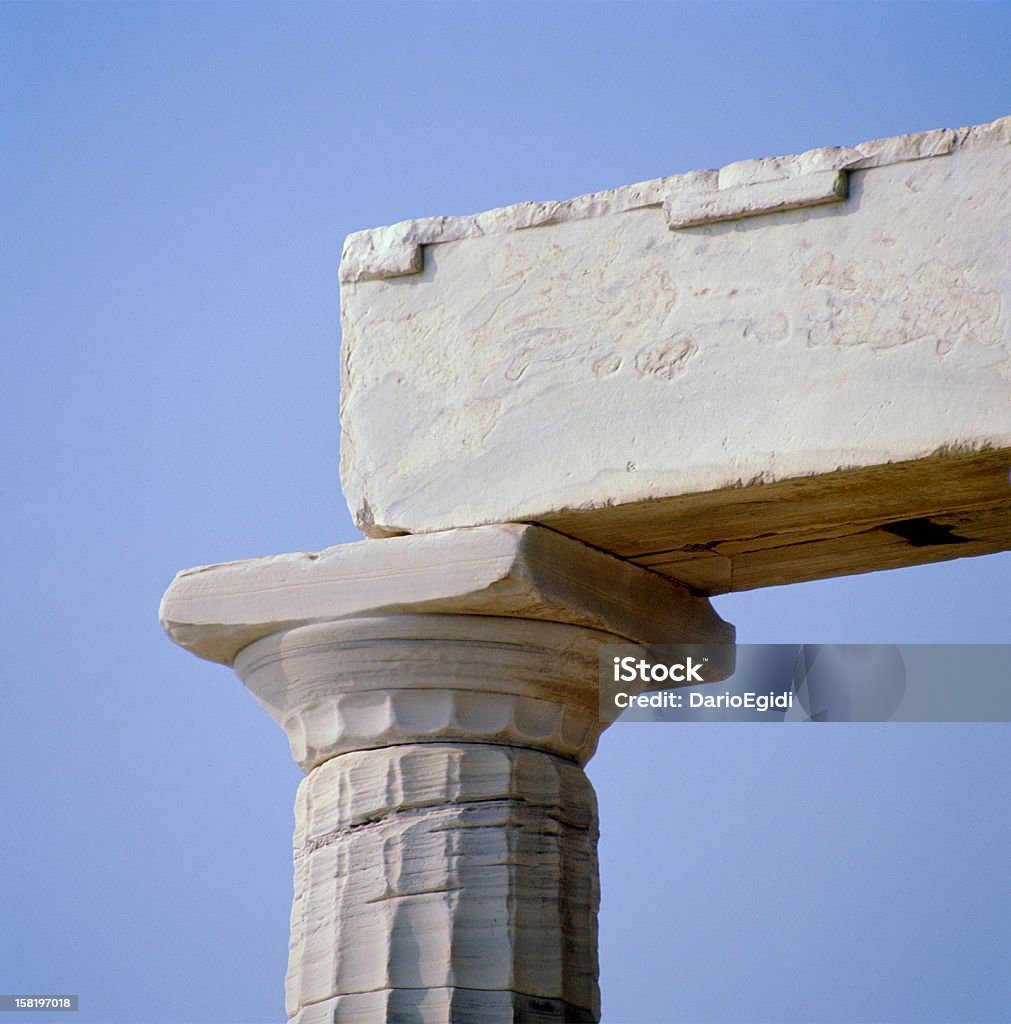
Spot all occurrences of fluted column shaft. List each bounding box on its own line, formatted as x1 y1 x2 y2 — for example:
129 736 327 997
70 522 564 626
286 743 597 1023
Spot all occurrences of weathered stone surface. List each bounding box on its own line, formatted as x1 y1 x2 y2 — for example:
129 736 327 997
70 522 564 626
240 613 615 1020
665 167 848 228
159 522 732 664
163 116 1011 1023
337 121 975 286
161 529 734 1022
544 448 1011 593
233 615 619 770
286 743 598 1023
339 116 1011 590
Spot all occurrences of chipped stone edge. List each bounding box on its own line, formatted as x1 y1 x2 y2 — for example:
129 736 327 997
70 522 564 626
664 168 848 230
338 115 1008 284
159 522 734 665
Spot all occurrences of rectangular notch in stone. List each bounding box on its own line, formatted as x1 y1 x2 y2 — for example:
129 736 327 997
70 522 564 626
664 168 848 229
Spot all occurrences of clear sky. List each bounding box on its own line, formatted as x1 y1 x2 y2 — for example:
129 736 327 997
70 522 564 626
2 3 1008 1023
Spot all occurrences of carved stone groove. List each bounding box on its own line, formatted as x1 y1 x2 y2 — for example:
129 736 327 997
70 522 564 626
286 742 598 1024
234 616 615 771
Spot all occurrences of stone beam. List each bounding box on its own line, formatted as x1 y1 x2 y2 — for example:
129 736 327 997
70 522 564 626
339 116 1011 592
160 525 732 1022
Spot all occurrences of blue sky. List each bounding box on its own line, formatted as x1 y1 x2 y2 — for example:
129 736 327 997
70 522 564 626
2 3 1008 1022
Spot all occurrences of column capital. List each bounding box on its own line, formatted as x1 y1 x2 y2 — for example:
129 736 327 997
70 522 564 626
159 522 733 666
161 523 732 771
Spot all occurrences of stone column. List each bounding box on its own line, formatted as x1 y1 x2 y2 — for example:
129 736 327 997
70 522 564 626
161 524 732 1023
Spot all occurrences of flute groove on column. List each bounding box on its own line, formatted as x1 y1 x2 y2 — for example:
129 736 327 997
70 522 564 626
286 742 598 1024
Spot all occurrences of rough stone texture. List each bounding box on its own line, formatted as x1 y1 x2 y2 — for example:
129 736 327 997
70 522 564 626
161 118 1011 1022
545 448 1011 593
286 743 598 1023
161 531 733 1022
242 616 609 1021
233 616 620 771
245 613 614 1021
338 123 967 285
238 612 619 1022
339 116 1011 591
159 522 732 665
665 167 848 228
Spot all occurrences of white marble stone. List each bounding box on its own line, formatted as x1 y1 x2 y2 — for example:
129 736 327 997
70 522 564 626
338 117 1011 590
286 743 598 1023
161 527 732 1022
159 522 732 664
338 123 968 286
234 615 621 770
262 614 608 1020
664 167 847 228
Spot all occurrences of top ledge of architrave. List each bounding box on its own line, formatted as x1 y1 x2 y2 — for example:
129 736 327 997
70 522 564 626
340 116 1008 285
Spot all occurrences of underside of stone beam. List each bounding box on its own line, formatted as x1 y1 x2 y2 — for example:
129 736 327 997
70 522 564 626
539 447 1011 593
338 115 1010 593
